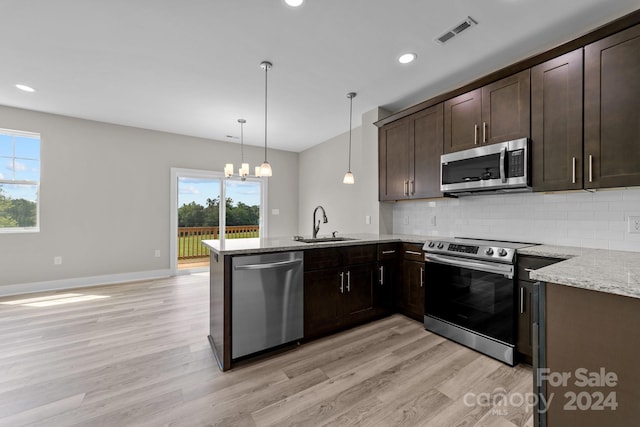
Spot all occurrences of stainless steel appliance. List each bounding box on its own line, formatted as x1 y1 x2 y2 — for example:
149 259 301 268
231 251 304 359
422 238 535 365
440 138 530 195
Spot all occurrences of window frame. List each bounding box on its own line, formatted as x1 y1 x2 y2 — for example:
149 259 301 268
0 128 41 233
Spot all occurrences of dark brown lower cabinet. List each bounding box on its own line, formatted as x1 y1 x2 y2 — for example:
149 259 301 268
303 245 381 340
516 255 562 364
544 283 640 426
396 244 425 321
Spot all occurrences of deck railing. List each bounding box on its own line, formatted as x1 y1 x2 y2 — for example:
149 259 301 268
178 225 260 259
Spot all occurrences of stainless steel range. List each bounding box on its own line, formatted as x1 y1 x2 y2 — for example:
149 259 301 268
422 237 536 365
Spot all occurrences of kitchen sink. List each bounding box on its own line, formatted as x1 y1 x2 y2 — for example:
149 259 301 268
294 237 357 243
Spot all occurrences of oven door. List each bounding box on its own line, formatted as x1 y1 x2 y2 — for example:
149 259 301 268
424 253 516 363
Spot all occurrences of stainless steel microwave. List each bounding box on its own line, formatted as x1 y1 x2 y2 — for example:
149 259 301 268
440 138 530 195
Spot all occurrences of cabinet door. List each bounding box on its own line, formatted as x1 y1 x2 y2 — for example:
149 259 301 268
444 88 482 153
531 49 583 191
400 259 425 321
585 24 640 189
375 259 396 312
516 281 533 364
482 69 530 145
409 103 444 199
379 118 410 200
341 263 375 326
303 268 340 339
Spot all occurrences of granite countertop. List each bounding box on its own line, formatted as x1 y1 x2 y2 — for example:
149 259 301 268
519 245 640 299
201 233 431 255
202 235 640 300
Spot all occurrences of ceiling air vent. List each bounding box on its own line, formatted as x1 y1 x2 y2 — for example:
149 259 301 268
435 16 478 45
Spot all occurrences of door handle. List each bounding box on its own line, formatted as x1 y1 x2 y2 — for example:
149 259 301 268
588 155 593 183
420 267 424 288
520 287 525 314
572 157 576 184
410 180 415 195
403 180 409 196
346 271 351 292
379 265 384 285
474 124 478 145
339 272 344 293
482 122 487 143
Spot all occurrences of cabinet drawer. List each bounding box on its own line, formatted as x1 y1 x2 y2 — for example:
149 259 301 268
304 248 341 272
378 243 400 261
517 255 562 281
343 244 377 265
402 243 424 262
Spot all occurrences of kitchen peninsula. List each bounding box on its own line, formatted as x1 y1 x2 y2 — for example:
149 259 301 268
203 234 428 371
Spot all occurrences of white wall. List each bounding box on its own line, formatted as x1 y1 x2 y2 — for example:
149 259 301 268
391 188 640 252
0 105 299 289
297 108 388 237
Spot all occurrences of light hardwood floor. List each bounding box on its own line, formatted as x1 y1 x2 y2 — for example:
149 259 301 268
0 274 533 426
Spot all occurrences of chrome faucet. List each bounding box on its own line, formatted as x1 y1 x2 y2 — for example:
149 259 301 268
312 205 328 239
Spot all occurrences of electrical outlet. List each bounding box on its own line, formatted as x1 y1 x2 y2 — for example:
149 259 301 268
154 249 161 257
629 216 640 234
54 256 62 265
430 215 437 226
365 215 371 225
403 215 409 225
271 208 280 215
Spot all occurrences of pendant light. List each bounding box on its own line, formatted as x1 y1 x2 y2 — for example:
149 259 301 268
343 92 356 184
223 119 252 180
259 61 273 177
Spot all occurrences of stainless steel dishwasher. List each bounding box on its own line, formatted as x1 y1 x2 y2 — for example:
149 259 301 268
231 251 304 359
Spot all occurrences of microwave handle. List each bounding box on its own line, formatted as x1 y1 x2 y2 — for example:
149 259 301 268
500 147 507 183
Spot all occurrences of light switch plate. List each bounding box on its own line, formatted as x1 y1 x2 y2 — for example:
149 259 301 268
272 209 280 215
629 216 640 234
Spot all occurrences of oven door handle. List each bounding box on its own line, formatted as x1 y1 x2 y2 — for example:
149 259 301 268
424 254 514 278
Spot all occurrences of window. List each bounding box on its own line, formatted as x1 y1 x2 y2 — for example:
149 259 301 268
0 128 40 232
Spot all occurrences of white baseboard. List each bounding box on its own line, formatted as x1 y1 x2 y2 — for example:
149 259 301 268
0 269 173 297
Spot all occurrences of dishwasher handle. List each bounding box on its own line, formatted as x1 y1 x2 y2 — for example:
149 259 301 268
234 258 302 270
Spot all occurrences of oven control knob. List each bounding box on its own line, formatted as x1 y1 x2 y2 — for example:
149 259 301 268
428 242 435 248
437 243 444 249
485 248 494 256
498 248 508 257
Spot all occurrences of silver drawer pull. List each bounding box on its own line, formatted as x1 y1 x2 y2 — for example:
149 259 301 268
405 250 422 256
381 250 396 254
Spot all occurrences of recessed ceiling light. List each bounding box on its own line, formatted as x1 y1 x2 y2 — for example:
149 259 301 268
398 53 417 64
284 0 304 7
15 84 36 92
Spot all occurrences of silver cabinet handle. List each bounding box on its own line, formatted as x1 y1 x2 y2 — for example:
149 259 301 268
410 180 415 195
588 155 593 183
403 180 409 196
346 270 351 292
572 157 576 184
420 267 424 287
381 250 396 255
405 250 422 256
524 268 534 272
520 287 525 314
482 122 487 143
339 272 344 293
474 124 478 145
379 265 384 285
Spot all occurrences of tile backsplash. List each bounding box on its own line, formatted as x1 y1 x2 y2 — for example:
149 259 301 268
392 187 640 252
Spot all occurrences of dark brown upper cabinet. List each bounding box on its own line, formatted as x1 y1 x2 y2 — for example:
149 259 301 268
444 70 530 153
584 23 640 189
379 103 443 201
531 49 584 191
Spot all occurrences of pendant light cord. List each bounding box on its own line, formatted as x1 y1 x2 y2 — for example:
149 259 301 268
240 121 244 163
264 64 268 162
348 95 353 171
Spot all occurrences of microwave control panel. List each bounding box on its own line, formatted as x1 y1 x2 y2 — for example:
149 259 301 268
507 149 525 177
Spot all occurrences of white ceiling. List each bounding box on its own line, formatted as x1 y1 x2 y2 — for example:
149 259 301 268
1 0 638 152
